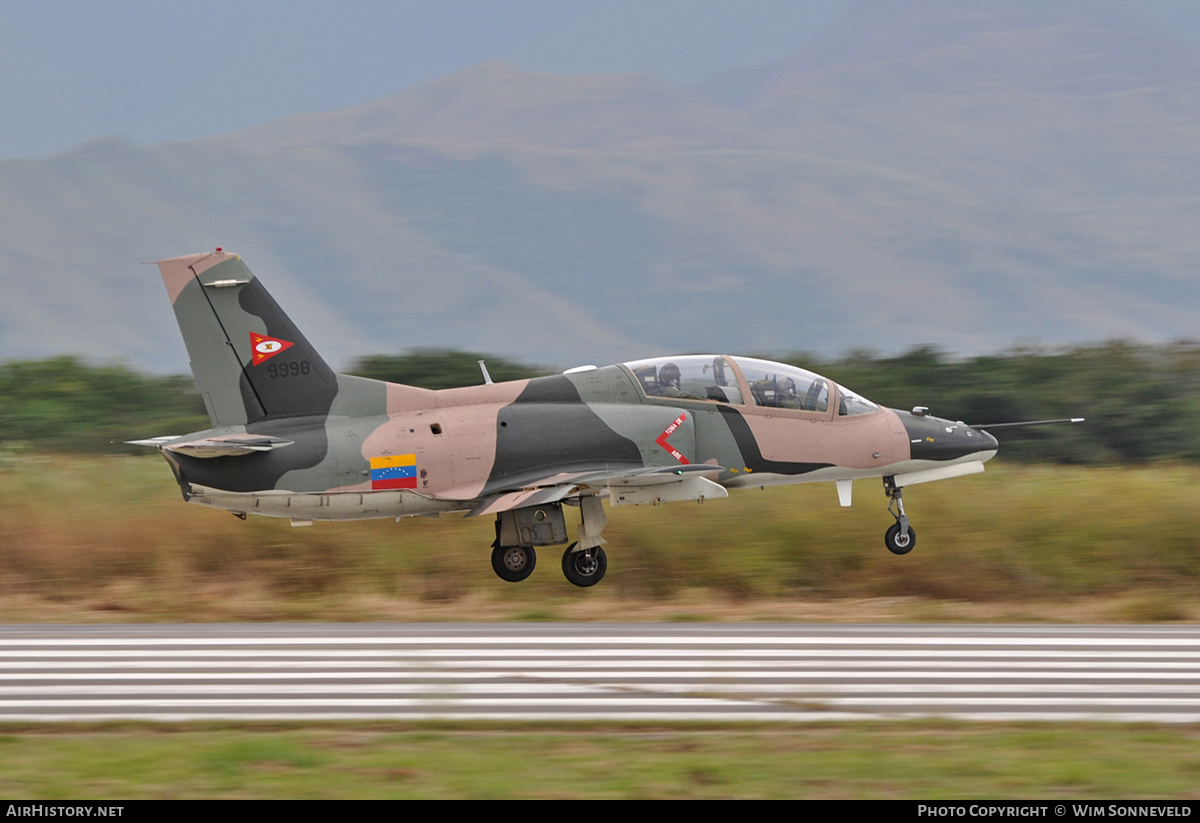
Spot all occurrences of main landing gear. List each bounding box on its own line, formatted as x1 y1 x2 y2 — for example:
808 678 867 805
882 476 916 555
490 496 610 587
491 544 536 582
562 543 608 588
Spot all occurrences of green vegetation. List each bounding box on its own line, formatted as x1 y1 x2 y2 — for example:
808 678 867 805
0 357 209 454
0 455 1195 623
0 723 1197 798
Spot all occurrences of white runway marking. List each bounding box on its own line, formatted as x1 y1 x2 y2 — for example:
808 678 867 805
0 624 1196 722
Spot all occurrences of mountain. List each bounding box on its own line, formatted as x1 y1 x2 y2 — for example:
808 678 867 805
2 0 1199 373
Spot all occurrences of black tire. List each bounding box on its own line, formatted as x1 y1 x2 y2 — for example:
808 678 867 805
884 523 916 555
561 543 608 588
491 544 536 582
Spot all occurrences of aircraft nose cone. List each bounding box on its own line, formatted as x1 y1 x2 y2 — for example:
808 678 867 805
899 411 998 461
976 427 999 451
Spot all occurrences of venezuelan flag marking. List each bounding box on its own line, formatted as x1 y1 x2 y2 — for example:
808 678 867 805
370 454 418 489
371 455 416 469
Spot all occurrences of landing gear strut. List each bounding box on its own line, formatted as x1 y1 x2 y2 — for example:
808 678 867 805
563 495 609 586
883 476 916 555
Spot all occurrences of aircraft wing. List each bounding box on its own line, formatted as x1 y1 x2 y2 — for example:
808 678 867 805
465 464 727 517
466 485 583 518
126 433 296 458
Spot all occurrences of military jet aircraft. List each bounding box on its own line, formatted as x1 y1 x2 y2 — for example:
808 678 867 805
135 250 1073 588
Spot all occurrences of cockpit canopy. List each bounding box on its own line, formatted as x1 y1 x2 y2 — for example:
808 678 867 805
627 355 744 404
622 355 878 416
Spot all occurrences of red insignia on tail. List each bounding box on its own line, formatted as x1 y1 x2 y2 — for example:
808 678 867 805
250 333 294 365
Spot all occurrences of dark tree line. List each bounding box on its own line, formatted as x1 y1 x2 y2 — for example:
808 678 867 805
2 342 1198 463
0 357 210 455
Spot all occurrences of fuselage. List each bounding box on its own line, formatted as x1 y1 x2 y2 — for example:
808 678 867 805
162 355 997 521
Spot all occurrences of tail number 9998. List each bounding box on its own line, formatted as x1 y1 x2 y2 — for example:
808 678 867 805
267 361 310 378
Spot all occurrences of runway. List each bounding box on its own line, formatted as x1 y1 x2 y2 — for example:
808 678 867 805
0 623 1197 722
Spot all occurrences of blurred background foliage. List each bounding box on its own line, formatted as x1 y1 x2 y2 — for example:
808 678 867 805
1 341 1199 463
1 344 1198 621
0 357 210 455
0 456 1195 621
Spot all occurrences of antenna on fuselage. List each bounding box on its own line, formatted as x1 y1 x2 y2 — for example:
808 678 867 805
478 360 494 385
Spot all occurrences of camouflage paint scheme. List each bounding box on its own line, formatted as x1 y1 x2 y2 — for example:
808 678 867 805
140 251 999 586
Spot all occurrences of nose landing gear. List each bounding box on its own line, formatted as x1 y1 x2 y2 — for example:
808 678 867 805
883 476 916 555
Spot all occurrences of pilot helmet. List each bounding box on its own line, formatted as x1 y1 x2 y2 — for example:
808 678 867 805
659 362 682 389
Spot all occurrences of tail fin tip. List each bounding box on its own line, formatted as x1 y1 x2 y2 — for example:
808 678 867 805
157 250 241 306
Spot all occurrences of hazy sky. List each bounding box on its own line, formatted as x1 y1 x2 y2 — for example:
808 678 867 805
0 0 853 159
4 1 1200 367
7 1 1200 160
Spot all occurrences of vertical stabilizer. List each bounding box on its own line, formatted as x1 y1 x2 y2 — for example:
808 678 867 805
157 251 338 426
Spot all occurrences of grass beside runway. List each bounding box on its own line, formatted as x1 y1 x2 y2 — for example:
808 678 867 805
0 722 1197 798
1 457 1197 798
0 455 1198 622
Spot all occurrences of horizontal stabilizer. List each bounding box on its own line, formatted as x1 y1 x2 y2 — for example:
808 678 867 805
126 436 179 447
127 433 295 458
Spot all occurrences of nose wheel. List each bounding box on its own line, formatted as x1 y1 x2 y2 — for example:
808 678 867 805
884 521 916 555
883 477 916 555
